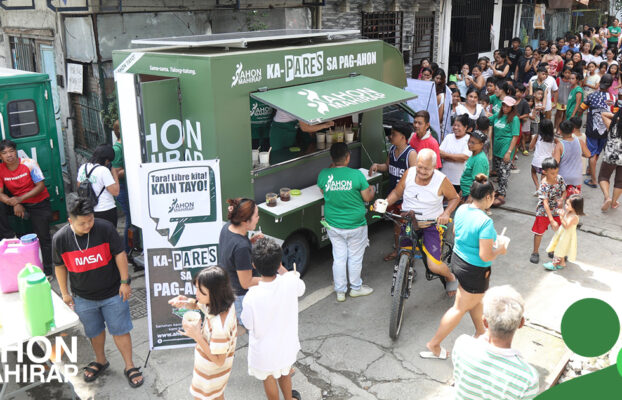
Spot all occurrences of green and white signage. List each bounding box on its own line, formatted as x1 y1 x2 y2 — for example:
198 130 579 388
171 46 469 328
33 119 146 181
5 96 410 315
251 75 415 124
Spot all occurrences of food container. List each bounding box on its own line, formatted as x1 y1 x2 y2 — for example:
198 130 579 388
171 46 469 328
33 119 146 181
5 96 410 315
266 192 278 207
374 199 388 213
280 188 291 202
183 310 201 325
259 151 270 165
252 149 259 164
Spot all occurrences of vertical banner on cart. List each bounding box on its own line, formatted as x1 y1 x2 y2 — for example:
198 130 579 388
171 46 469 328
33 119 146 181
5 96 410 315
533 4 546 30
140 160 222 350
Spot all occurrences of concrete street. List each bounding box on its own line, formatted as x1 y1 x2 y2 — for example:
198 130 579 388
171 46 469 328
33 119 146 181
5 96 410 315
5 154 622 399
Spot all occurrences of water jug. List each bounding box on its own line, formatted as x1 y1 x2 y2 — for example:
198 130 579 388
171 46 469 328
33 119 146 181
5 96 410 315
19 264 55 336
0 234 42 293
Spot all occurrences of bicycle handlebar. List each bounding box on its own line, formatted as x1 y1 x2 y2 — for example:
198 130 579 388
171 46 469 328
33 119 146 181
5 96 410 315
370 206 451 229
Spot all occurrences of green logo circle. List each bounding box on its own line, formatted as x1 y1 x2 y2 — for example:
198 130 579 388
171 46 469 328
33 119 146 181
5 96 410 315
561 298 620 357
618 348 622 377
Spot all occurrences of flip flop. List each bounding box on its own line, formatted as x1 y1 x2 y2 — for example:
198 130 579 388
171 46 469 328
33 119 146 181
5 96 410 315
419 347 448 360
543 262 558 271
83 361 109 382
383 252 398 262
602 199 612 212
124 367 144 388
583 179 597 188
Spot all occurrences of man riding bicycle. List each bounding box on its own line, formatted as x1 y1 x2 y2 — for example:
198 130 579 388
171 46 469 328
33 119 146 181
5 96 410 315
378 149 460 295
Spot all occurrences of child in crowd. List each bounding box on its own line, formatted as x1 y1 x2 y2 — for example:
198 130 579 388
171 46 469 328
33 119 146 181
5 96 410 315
529 119 562 193
530 157 567 264
531 88 546 138
169 266 238 400
555 66 573 131
558 120 591 196
485 77 496 97
515 84 532 156
460 118 490 202
598 61 608 77
241 238 305 400
520 95 534 154
479 94 491 117
583 61 601 98
544 195 583 270
569 116 584 138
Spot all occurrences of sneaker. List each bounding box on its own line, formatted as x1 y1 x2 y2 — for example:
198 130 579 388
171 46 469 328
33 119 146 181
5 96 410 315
349 285 374 298
530 253 540 264
336 292 346 302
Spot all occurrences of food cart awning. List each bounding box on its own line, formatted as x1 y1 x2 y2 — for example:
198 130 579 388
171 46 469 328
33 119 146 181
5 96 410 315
251 75 416 125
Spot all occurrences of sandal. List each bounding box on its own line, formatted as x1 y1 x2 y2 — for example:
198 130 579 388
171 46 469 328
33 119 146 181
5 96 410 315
83 361 109 382
583 179 597 188
292 390 302 400
124 367 144 388
383 251 398 262
492 197 505 208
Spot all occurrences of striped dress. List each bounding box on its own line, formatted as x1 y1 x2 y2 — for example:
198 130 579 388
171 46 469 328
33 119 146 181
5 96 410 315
452 334 539 400
190 304 237 400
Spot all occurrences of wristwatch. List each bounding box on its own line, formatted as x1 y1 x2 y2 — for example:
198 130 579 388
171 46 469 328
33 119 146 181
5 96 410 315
120 277 132 285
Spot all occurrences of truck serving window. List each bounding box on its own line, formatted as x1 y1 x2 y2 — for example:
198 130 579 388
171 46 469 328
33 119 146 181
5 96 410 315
7 99 39 138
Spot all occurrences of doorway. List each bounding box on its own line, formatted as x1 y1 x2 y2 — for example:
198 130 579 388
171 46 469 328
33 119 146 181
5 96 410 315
449 0 494 72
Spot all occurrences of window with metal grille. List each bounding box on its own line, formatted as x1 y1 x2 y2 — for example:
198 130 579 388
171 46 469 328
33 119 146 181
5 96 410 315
412 15 435 76
7 100 39 138
9 36 37 72
72 90 105 153
361 12 403 52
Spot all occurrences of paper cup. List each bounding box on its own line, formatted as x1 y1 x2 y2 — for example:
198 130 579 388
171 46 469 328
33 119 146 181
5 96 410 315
259 151 270 165
252 149 259 163
316 132 326 143
183 310 201 325
375 199 388 213
345 132 354 143
496 235 510 249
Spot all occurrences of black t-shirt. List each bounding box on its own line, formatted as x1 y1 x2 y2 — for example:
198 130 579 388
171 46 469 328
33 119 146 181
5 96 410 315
517 99 531 118
218 223 253 296
517 56 535 83
507 47 523 67
52 218 123 300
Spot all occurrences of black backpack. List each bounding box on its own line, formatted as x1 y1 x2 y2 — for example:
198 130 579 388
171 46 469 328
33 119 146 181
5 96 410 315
77 164 105 207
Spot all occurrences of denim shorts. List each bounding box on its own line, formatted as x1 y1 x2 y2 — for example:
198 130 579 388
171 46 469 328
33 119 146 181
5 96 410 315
234 295 245 327
73 294 133 338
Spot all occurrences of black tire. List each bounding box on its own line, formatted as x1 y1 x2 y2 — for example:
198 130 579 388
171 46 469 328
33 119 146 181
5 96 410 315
389 253 411 340
282 234 311 277
439 241 453 289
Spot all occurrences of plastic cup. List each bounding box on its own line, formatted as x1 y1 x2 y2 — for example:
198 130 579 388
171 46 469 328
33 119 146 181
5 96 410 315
259 151 270 165
316 132 325 143
183 310 201 325
280 188 291 202
496 235 510 249
266 193 278 207
336 132 344 142
252 149 259 164
374 199 388 213
326 134 334 144
345 132 354 143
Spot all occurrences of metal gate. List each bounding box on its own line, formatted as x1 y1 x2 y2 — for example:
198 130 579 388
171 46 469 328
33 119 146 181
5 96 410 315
361 11 404 52
411 14 435 77
9 37 36 72
449 0 494 71
499 4 517 49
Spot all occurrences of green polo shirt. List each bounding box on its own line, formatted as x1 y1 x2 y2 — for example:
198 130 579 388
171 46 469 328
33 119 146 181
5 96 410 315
317 167 369 230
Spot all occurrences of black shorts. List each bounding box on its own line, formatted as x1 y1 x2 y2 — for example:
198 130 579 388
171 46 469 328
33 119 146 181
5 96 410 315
452 252 491 294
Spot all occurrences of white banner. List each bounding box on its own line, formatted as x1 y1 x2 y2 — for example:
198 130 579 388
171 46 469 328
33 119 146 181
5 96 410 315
139 160 223 350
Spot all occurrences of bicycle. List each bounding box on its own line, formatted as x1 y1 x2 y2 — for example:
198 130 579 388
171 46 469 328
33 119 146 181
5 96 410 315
372 208 454 340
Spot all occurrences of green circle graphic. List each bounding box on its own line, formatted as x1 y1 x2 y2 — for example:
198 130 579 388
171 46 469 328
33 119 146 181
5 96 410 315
561 298 620 357
618 348 622 377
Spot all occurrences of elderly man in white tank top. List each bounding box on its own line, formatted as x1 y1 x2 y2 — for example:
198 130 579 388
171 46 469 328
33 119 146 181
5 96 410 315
380 149 461 295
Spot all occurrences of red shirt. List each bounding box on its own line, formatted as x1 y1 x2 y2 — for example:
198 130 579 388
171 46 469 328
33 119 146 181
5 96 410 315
409 131 443 168
0 157 49 204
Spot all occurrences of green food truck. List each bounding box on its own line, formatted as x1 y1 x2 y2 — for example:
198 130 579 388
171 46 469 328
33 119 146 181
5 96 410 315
113 29 416 275
0 68 66 230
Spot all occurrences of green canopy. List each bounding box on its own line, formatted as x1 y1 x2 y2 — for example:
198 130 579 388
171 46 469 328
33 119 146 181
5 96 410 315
250 75 416 125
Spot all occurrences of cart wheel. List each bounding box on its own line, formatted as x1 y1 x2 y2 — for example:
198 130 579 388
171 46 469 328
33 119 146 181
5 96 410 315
282 234 310 276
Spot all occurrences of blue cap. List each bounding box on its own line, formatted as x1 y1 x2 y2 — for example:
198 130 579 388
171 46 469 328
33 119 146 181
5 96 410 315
20 233 38 244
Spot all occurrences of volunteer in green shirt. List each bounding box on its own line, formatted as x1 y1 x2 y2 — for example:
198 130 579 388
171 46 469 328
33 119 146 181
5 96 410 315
317 143 375 302
250 98 273 150
489 80 511 116
269 109 334 163
565 71 584 120
608 18 621 49
460 129 490 200
489 97 520 207
111 120 132 255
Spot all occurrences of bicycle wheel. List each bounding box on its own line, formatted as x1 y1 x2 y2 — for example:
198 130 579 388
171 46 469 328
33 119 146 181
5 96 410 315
389 253 411 340
439 241 453 288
